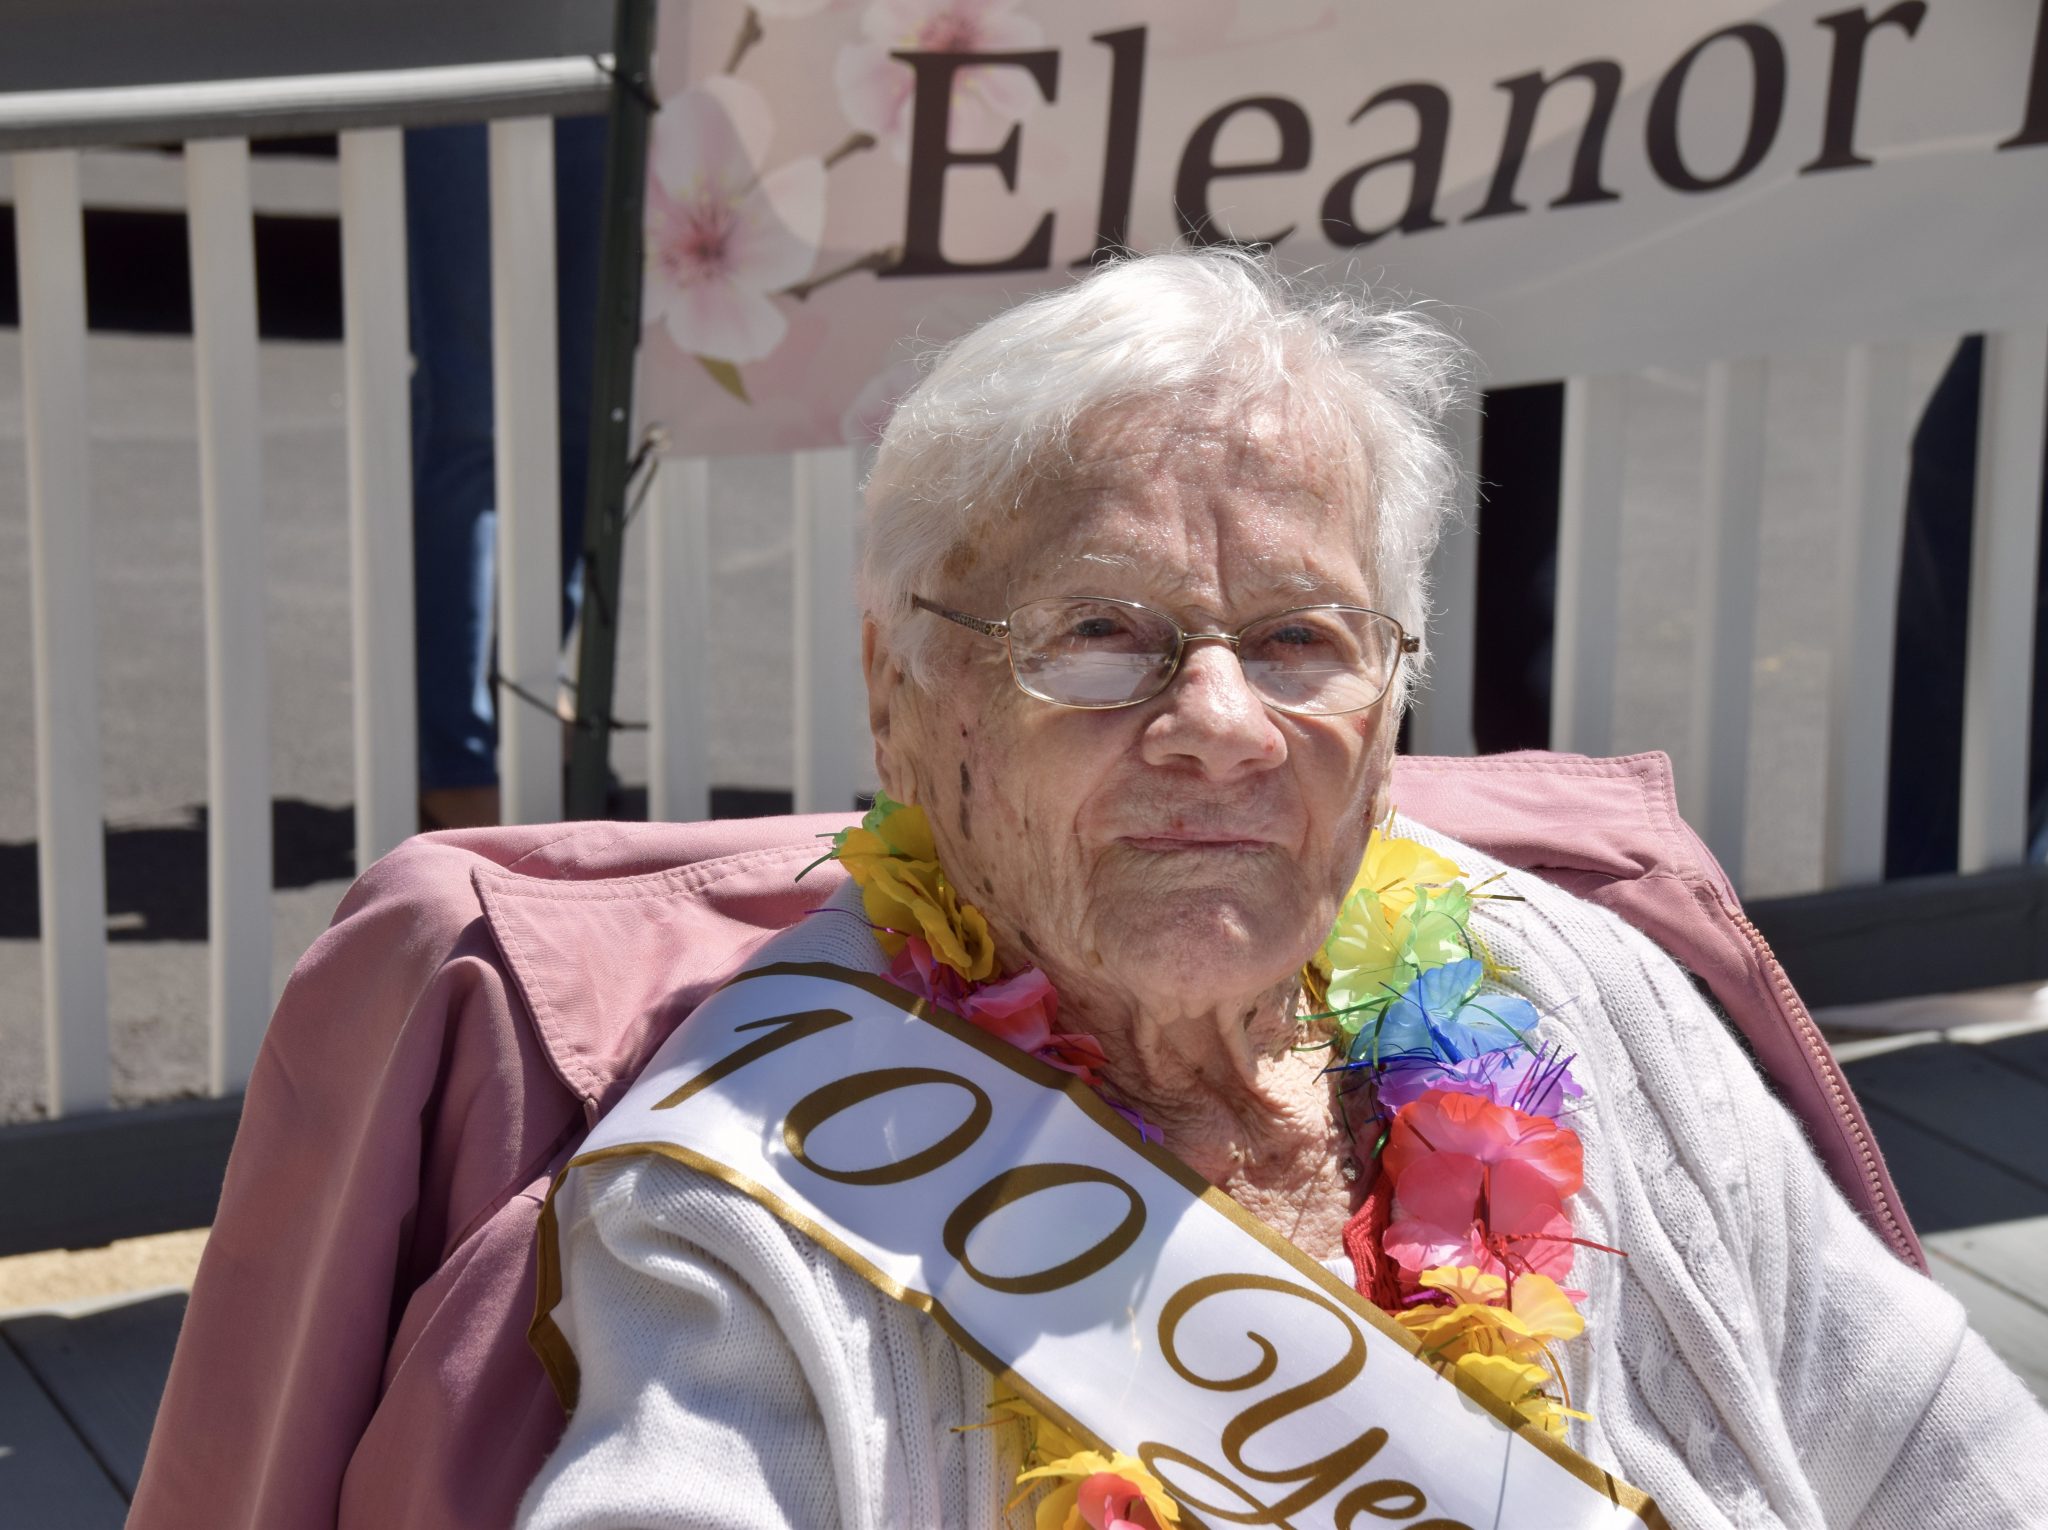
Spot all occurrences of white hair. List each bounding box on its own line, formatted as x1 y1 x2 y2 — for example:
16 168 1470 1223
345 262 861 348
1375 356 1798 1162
859 248 1471 709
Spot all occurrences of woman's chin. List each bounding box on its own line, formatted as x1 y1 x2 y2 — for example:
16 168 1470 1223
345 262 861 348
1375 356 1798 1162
1088 894 1312 1003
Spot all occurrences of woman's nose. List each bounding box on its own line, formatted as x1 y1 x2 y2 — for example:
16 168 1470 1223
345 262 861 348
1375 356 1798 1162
1137 639 1288 778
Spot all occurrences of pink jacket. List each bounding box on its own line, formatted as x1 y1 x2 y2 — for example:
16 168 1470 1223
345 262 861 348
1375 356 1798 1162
127 751 1922 1530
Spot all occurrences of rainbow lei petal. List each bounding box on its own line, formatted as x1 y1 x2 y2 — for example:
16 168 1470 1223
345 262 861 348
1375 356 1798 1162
1320 825 1607 1436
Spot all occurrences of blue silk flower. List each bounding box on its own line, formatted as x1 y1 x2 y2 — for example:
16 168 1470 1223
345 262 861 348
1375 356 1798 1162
1352 957 1537 1065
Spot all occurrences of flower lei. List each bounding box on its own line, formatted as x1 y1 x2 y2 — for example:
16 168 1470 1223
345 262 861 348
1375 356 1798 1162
817 795 1605 1527
1314 828 1602 1441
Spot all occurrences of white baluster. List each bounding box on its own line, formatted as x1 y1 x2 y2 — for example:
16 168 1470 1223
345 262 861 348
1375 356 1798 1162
186 137 272 1091
338 128 417 868
1411 400 1480 756
488 116 562 824
1960 328 2048 871
1823 343 1910 888
15 149 110 1116
792 447 866 815
648 458 711 823
1551 374 1627 756
1685 358 1768 885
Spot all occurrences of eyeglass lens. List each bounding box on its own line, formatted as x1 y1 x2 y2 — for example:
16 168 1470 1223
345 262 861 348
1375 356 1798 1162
1004 597 1400 714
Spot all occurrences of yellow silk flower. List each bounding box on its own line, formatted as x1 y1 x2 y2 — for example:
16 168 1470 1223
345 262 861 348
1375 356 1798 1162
834 796 997 981
1399 1268 1589 1440
1313 827 1472 1010
1396 1266 1585 1363
1448 1352 1588 1440
992 1397 1179 1530
1346 826 1466 931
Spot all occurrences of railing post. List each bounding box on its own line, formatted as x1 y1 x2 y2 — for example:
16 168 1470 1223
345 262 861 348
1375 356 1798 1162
1959 327 2048 872
1410 399 1480 756
1685 358 1769 884
488 115 563 825
1824 343 1911 888
15 148 110 1116
567 0 660 819
186 136 272 1091
338 128 417 869
1551 374 1627 757
647 458 711 823
791 447 867 815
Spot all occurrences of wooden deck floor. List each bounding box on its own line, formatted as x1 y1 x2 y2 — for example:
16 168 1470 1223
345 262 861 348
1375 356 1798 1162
1835 1019 2048 1400
3 1026 2046 1524
0 1288 184 1526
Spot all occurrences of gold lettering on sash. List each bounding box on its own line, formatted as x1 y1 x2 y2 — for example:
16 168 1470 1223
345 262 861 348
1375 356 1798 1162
1139 1274 1469 1530
651 1008 855 1111
783 1067 994 1185
942 1162 1147 1295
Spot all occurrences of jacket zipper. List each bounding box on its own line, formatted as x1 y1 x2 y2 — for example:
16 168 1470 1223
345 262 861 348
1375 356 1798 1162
1730 906 1925 1272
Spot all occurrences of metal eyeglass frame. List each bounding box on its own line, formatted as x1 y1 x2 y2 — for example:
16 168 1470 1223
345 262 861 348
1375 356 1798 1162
911 593 1421 716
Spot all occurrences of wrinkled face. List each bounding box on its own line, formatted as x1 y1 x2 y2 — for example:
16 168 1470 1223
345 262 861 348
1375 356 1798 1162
865 408 1398 1012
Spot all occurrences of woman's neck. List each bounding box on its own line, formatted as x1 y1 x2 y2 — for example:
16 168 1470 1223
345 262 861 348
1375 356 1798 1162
1053 971 1361 1253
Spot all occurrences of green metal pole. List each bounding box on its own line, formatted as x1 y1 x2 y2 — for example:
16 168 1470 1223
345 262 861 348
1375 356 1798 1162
567 0 658 819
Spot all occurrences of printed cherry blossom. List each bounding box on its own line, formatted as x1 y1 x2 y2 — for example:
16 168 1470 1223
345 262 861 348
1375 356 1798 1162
835 0 1047 161
722 0 844 76
645 76 825 366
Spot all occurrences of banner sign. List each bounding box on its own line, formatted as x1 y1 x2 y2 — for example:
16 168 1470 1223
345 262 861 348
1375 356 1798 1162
638 0 2048 457
539 962 1665 1529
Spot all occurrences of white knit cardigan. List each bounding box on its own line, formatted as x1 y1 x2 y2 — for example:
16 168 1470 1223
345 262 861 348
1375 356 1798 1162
517 827 2048 1530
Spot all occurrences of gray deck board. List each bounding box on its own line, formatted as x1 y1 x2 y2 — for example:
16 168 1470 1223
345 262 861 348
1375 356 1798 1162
1842 1043 2048 1194
1924 1251 2048 1402
1923 1218 2048 1313
1979 1028 2048 1089
1855 1099 2048 1234
0 1332 127 1529
1 1292 186 1500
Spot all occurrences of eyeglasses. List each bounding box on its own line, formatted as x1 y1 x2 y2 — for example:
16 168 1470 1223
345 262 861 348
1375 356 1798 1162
912 593 1419 716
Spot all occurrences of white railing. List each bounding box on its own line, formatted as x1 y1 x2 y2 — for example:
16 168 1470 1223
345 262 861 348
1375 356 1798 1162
637 328 2044 899
644 448 872 824
1959 331 2048 873
1376 342 2043 896
11 70 2044 1124
9 60 608 1116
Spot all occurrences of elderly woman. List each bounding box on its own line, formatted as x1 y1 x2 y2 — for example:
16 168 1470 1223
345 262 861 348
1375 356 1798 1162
514 252 2047 1530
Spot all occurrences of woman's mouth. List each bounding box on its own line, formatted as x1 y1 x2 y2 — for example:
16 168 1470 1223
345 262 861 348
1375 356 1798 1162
1119 834 1272 853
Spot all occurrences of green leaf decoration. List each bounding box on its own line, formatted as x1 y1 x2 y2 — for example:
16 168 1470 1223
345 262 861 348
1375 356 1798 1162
696 355 750 403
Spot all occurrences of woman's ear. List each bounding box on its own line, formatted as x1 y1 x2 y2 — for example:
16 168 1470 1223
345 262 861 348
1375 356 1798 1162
863 618 908 801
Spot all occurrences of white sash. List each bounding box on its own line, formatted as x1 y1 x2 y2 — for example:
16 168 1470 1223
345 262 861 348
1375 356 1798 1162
534 961 1664 1530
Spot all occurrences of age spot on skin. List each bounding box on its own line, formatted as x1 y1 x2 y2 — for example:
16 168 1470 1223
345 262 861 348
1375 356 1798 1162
957 763 974 840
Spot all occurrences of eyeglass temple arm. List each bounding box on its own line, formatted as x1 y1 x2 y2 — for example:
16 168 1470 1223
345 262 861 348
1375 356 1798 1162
1400 635 1420 653
911 595 1009 639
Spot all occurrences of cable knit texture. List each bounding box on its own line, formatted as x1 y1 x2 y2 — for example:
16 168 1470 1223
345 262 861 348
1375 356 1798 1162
517 830 2048 1529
